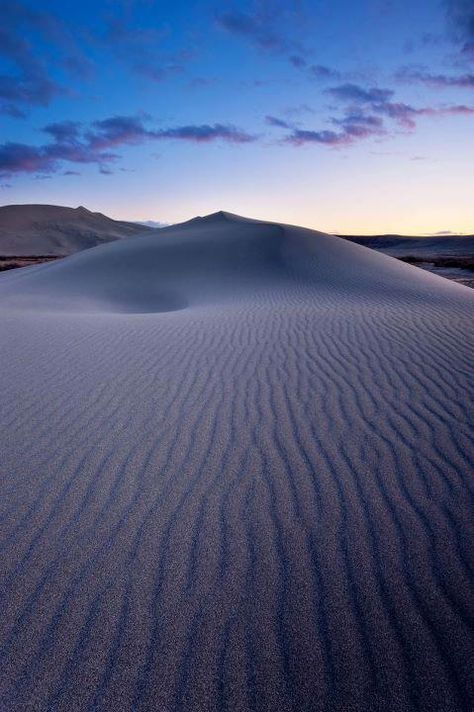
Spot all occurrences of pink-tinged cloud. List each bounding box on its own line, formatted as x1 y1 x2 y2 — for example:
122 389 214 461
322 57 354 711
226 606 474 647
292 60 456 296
276 94 474 148
397 66 474 89
372 102 420 128
280 107 386 147
0 115 257 177
440 104 474 114
0 142 55 175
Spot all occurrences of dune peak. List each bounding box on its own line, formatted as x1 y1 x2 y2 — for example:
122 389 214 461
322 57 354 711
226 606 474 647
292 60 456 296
191 210 245 224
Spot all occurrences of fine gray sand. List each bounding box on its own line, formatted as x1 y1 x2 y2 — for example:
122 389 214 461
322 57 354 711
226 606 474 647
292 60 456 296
0 204 153 256
0 212 473 711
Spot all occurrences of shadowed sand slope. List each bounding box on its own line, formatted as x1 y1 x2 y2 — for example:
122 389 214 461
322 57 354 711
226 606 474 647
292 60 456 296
0 212 473 711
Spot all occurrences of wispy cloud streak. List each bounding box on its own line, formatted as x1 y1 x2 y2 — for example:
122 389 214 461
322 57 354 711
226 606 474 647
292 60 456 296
397 66 474 89
0 115 257 177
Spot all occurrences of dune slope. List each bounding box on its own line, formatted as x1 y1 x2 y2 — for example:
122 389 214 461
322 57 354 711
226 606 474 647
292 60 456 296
0 212 473 712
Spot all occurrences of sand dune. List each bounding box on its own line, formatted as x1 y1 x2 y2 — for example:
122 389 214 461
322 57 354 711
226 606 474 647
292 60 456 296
0 204 154 257
0 211 473 711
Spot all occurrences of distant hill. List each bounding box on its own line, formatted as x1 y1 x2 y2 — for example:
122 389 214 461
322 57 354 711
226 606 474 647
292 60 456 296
336 233 474 257
336 232 474 288
0 204 155 256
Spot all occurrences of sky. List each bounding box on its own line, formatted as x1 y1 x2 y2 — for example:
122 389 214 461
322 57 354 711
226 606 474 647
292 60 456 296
0 0 473 234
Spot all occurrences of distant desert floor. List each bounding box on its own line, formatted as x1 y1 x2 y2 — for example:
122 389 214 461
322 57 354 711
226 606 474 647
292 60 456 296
0 213 473 711
397 256 474 288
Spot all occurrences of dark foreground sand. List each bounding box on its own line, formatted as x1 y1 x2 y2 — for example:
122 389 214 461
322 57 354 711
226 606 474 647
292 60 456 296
0 213 472 711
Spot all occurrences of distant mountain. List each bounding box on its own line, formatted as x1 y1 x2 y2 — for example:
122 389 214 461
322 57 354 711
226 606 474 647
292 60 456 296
136 220 168 228
0 204 156 256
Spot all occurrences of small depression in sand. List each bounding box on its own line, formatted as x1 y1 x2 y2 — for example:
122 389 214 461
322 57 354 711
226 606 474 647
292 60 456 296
97 289 188 315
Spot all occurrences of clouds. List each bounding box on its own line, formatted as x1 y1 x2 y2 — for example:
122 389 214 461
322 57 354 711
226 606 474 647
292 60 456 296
396 66 474 90
444 103 474 113
333 113 384 128
267 79 474 147
3 95 471 179
267 107 386 146
445 0 474 60
0 115 257 178
101 17 192 83
326 84 394 105
265 115 293 129
215 1 318 80
0 71 60 108
157 124 257 143
394 3 474 110
216 8 299 56
86 116 157 150
283 129 350 146
0 142 55 176
324 81 474 130
0 103 27 119
323 83 438 130
87 116 257 148
216 5 349 88
283 112 385 147
267 100 387 147
308 65 342 82
288 57 343 82
0 1 87 114
325 83 419 129
217 11 280 51
372 102 420 129
288 54 307 68
43 121 82 143
0 0 193 120
1 0 473 188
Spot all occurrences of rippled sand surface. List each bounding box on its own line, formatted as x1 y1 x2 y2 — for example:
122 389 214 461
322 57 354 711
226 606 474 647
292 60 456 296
0 212 472 711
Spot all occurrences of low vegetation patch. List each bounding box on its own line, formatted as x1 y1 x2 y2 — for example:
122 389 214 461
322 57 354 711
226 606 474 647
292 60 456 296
0 256 62 272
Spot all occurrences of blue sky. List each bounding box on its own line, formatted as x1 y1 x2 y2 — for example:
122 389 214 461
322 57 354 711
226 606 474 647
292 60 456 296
1 0 473 233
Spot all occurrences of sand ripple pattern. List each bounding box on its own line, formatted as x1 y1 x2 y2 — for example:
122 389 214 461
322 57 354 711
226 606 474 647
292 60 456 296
0 214 473 711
